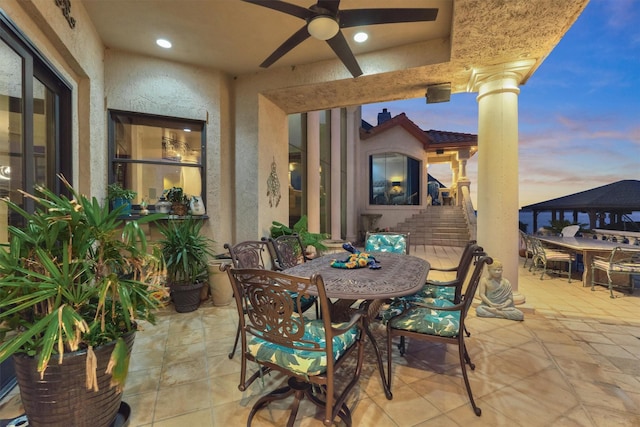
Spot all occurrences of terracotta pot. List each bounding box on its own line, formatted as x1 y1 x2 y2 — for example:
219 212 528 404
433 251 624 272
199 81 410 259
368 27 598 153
208 260 233 306
13 331 135 427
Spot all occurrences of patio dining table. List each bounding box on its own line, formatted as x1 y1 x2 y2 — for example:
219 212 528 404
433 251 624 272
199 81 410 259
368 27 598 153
284 251 430 399
537 236 638 287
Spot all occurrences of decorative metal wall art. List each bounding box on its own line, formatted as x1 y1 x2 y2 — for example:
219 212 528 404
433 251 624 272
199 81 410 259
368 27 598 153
267 157 281 208
55 0 76 28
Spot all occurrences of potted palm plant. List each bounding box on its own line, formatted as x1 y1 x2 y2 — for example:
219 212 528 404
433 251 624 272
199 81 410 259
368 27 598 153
0 175 167 427
107 182 137 215
157 217 214 312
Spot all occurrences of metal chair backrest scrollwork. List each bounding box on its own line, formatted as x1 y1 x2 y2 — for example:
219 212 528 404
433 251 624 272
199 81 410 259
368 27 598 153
226 267 365 426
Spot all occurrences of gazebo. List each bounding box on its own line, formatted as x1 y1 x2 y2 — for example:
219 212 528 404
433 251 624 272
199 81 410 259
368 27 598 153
521 180 640 232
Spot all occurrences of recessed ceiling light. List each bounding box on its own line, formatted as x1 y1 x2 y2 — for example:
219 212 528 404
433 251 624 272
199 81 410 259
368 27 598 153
156 39 172 49
354 32 368 43
183 128 191 132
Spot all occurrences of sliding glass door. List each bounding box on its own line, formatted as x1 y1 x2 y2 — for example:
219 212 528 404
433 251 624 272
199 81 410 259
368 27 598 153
0 10 72 399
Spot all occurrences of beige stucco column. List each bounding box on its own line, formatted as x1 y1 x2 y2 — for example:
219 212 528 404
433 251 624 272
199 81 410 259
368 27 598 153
345 107 359 243
470 60 535 303
307 111 321 234
456 149 471 205
330 108 341 239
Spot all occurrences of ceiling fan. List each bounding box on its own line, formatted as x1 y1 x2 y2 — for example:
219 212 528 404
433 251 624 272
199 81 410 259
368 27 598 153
243 0 438 77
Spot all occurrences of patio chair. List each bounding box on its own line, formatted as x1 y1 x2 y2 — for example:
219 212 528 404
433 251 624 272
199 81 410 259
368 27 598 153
519 231 535 268
226 267 365 426
529 237 573 282
379 242 485 338
225 240 317 360
561 225 580 237
266 233 311 270
224 240 273 361
267 233 319 317
364 231 410 254
385 255 493 417
591 246 640 298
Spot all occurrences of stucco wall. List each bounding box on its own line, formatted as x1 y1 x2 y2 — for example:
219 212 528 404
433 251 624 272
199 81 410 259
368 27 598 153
103 50 233 250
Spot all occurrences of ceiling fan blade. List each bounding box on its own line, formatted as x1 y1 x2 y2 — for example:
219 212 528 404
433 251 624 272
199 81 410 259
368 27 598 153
339 8 439 28
242 0 311 20
326 31 362 77
316 0 341 14
260 26 311 68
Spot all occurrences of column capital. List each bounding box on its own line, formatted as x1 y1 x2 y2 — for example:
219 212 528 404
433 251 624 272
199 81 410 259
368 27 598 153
467 59 536 95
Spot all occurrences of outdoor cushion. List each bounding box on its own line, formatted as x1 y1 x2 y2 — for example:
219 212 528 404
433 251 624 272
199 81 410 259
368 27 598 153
388 299 461 337
593 258 640 273
378 281 455 323
247 317 359 376
365 234 407 254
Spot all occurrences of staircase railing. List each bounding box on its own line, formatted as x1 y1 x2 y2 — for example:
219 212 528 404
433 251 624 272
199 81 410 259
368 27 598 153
460 185 477 241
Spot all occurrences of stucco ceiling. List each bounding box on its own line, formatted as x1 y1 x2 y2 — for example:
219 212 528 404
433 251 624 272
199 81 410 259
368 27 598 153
80 0 589 112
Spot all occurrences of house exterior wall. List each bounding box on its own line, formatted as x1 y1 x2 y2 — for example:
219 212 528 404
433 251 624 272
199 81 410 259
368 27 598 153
103 50 233 250
358 126 428 231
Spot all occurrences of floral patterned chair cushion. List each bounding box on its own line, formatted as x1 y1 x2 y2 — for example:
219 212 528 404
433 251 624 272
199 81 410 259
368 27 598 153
365 234 407 254
378 283 455 323
387 299 461 337
247 317 359 376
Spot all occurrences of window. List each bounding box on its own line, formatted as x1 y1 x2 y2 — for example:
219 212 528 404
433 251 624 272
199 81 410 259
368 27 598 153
108 110 206 209
370 153 420 205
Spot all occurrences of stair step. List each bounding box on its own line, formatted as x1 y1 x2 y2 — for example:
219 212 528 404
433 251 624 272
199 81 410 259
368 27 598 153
389 205 470 247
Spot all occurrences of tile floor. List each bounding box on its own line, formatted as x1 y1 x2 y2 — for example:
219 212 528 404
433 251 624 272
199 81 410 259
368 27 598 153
1 245 639 426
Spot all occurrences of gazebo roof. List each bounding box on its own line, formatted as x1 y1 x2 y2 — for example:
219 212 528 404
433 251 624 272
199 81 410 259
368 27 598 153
522 180 640 212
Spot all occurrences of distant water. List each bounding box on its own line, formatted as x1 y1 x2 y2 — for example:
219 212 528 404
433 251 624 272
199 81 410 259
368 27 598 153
518 210 640 234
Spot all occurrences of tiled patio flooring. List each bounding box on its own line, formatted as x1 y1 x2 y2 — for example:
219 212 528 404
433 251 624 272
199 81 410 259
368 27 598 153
1 245 639 426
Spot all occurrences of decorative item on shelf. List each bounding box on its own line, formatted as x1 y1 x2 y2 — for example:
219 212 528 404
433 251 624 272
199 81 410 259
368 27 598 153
190 195 206 216
157 217 215 312
156 196 171 214
139 198 149 215
165 186 189 217
107 182 136 215
0 175 167 427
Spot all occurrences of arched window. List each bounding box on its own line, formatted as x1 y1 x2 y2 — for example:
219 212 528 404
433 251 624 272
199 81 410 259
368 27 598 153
369 153 420 205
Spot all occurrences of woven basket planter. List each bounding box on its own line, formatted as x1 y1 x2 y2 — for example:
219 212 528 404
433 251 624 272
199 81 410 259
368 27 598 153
171 281 204 312
13 331 135 427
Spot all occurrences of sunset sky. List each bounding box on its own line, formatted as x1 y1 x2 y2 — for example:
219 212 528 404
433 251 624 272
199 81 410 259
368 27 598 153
361 0 640 208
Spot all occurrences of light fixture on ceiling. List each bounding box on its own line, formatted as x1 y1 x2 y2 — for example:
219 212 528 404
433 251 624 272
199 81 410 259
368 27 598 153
307 15 339 40
354 32 368 43
425 82 451 104
156 38 172 49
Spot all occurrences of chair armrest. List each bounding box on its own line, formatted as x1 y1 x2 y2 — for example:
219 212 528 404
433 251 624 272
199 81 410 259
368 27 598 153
425 278 459 287
412 300 464 312
429 266 457 272
330 311 363 335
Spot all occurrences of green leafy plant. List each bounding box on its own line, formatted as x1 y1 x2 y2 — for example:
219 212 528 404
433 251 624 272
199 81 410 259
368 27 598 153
165 187 188 205
0 175 166 388
270 215 329 253
157 218 214 286
107 182 137 201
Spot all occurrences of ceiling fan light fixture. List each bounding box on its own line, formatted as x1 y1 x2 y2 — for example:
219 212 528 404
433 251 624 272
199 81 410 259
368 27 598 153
307 15 339 40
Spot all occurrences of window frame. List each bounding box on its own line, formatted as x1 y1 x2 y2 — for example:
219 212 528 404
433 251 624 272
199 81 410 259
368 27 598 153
107 109 207 210
369 152 421 206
